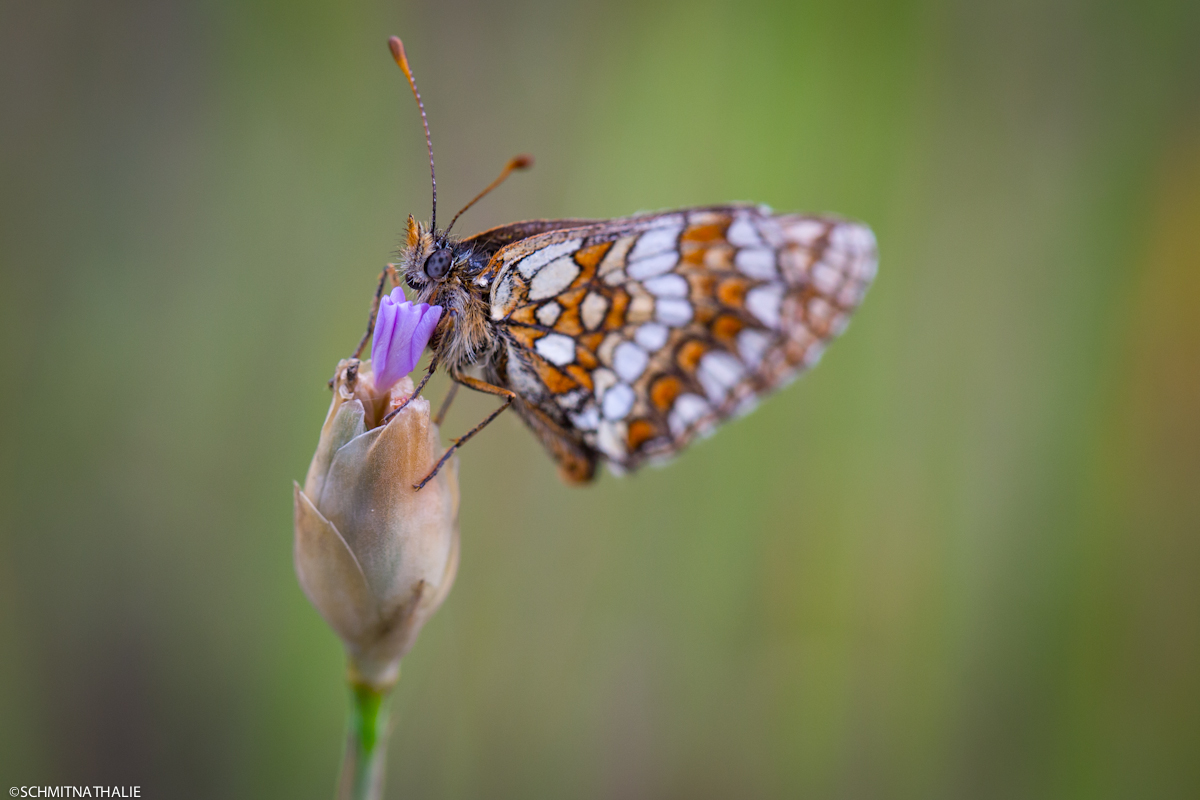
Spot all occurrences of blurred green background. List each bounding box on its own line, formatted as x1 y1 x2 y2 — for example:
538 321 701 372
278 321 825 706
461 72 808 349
2 0 1199 797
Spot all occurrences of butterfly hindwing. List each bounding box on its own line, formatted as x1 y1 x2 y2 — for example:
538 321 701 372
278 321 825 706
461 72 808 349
483 205 877 476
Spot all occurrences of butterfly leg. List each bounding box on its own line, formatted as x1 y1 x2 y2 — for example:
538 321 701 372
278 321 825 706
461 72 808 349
415 375 515 490
433 382 459 425
351 263 402 360
381 356 439 425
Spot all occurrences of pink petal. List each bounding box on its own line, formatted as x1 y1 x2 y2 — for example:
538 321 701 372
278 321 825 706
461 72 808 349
370 291 399 374
407 304 443 371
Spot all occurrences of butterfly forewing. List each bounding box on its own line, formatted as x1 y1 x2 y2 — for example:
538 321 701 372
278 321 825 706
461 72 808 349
484 205 877 476
462 218 602 257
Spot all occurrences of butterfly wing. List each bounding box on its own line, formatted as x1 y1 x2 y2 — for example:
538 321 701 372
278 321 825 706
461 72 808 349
461 218 601 263
485 205 877 477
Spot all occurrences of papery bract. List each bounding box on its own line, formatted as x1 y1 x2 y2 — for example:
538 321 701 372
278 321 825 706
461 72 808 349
294 360 458 690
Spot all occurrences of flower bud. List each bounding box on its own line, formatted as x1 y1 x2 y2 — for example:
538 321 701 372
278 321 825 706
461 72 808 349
294 358 458 690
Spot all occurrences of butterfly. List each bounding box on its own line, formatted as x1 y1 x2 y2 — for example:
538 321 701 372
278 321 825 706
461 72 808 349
364 38 877 489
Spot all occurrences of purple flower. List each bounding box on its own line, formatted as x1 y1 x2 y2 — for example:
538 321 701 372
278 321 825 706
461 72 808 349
370 287 442 392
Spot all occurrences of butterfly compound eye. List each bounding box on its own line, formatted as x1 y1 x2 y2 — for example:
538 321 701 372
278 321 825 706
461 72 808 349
424 248 452 280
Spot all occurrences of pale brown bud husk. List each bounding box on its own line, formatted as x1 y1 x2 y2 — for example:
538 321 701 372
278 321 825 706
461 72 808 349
294 359 459 690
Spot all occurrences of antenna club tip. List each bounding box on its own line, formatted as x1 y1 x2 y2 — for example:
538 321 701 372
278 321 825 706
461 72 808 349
387 36 406 66
511 154 534 170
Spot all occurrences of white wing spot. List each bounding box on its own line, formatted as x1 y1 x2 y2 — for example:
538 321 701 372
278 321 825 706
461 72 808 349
656 297 693 327
492 273 518 320
635 322 669 351
779 247 810 277
534 333 576 366
597 421 628 461
598 236 635 281
517 238 582 279
785 219 826 247
628 221 683 261
628 294 655 323
505 342 546 400
810 261 842 294
627 251 679 280
580 292 609 330
738 328 774 368
597 334 622 367
687 209 727 227
643 273 689 297
569 405 600 432
735 248 777 281
697 367 724 404
807 297 834 328
529 257 580 300
746 283 784 329
830 223 876 255
704 247 734 270
668 393 710 437
727 215 764 248
698 351 745 399
592 367 617 399
556 389 587 410
700 352 744 388
536 302 561 326
613 341 649 383
602 383 635 420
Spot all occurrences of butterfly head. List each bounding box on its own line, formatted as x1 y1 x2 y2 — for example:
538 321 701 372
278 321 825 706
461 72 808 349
400 216 467 293
399 215 494 368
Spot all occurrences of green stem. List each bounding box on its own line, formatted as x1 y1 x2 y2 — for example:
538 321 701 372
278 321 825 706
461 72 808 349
337 681 392 800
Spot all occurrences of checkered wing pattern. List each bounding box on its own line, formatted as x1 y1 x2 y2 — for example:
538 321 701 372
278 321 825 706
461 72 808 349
486 205 877 474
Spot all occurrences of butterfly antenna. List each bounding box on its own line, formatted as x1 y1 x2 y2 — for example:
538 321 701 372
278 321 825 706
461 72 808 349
388 36 437 232
444 154 534 236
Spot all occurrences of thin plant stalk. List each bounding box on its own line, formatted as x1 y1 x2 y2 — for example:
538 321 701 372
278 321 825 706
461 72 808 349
337 681 392 800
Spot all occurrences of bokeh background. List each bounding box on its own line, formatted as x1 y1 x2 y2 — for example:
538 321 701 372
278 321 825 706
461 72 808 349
2 0 1199 797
